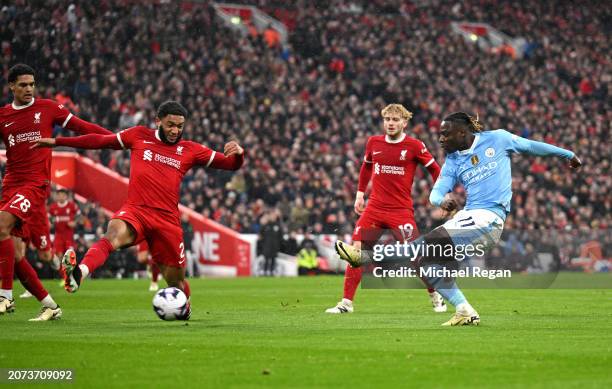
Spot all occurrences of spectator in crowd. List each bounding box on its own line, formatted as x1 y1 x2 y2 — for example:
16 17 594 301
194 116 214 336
259 210 284 276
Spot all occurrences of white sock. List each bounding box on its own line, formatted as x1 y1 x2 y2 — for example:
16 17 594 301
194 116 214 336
79 264 90 279
341 298 353 306
41 294 58 309
456 302 476 315
50 256 61 271
0 289 13 300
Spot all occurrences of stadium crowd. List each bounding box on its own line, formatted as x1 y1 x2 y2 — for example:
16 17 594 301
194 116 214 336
1 0 609 272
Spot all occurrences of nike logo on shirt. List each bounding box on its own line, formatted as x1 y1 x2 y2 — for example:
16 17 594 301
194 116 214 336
4 122 15 127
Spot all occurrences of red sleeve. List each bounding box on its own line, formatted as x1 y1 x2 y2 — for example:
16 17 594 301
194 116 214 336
55 133 122 150
51 102 73 127
115 127 140 149
363 137 373 163
210 151 245 171
71 202 81 216
357 161 373 192
51 101 113 135
415 140 436 168
193 144 245 170
426 161 441 182
64 116 113 135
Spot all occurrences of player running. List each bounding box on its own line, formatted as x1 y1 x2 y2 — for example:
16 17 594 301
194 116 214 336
34 101 245 320
326 104 446 314
335 112 581 325
0 64 113 321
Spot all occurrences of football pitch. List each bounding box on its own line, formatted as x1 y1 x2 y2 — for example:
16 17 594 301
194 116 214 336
2 275 611 388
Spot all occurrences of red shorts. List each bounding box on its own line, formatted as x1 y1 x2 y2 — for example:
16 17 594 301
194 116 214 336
352 207 419 245
0 184 51 251
113 204 185 268
53 232 75 255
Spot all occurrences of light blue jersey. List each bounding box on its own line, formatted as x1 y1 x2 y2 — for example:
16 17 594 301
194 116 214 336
430 130 574 220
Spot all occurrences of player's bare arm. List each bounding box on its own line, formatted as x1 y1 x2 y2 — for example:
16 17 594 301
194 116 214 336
31 138 56 148
354 191 366 215
223 141 244 157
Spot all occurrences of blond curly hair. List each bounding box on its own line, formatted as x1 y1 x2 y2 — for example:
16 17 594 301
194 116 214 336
381 104 413 121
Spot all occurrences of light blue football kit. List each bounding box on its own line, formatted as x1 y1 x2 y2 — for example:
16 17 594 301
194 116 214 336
417 130 573 309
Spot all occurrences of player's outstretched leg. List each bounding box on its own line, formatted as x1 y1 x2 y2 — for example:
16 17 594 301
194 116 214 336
63 219 136 293
335 228 480 325
334 240 364 268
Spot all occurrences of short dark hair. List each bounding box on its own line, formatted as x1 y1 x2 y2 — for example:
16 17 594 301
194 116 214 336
56 188 68 195
8 64 35 83
157 100 188 119
443 112 483 133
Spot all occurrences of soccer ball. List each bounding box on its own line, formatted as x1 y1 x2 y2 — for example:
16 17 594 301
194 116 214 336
152 287 191 321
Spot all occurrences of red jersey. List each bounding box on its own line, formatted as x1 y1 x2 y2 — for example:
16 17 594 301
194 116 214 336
48 200 79 235
0 98 74 187
117 126 231 216
362 134 436 213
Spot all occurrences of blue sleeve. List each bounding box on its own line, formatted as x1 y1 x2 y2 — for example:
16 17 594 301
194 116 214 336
429 161 456 206
502 130 574 159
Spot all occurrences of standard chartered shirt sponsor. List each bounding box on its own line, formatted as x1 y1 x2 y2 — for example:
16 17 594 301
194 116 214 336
375 163 405 175
154 153 181 169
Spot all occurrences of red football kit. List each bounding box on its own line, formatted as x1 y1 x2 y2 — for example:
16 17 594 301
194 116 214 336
56 126 244 268
0 97 111 296
353 133 440 242
344 133 440 301
49 200 79 255
0 98 110 241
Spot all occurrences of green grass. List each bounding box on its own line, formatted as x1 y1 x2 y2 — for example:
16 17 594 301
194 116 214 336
1 275 611 388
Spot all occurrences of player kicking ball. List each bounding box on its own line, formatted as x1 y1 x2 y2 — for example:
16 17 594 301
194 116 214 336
34 101 245 319
326 104 446 314
335 112 581 325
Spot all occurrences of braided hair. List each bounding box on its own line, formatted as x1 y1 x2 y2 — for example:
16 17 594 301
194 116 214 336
443 112 483 133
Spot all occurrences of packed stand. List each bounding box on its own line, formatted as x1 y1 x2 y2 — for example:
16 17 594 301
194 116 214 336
0 0 609 271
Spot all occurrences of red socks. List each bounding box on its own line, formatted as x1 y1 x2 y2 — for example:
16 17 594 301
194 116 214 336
0 238 15 291
182 279 191 299
15 258 48 301
82 238 114 274
343 264 362 301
